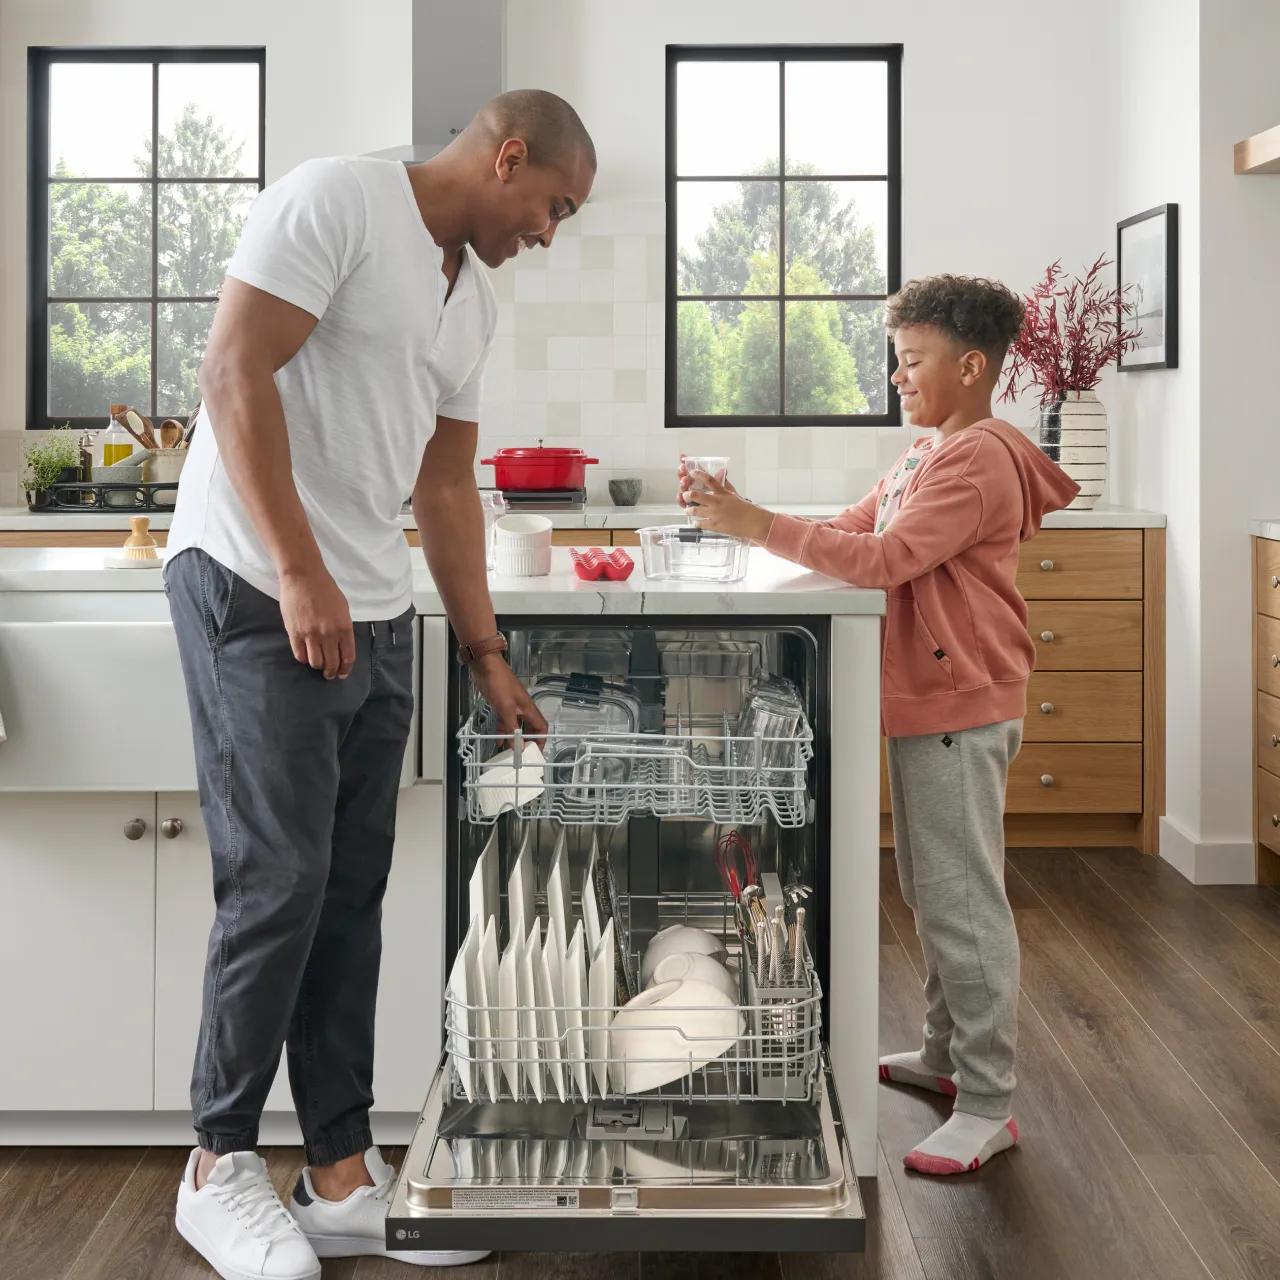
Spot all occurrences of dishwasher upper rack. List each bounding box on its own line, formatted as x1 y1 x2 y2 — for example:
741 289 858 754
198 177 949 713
444 892 822 1108
457 708 815 828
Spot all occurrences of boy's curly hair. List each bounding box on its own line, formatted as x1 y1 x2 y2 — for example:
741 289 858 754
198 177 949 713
886 275 1025 362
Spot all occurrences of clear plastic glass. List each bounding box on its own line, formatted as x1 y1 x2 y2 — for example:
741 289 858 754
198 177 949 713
479 490 506 572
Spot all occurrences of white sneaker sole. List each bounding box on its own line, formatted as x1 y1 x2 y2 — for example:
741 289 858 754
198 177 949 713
308 1232 490 1266
175 1209 322 1280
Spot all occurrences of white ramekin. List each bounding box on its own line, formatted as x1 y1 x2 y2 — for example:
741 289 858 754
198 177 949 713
494 513 553 576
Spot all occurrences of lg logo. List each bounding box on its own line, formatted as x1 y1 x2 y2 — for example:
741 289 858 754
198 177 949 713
395 1228 422 1241
395 1229 407 1241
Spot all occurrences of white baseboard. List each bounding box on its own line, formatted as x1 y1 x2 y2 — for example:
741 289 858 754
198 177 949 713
0 1111 419 1147
1159 816 1256 884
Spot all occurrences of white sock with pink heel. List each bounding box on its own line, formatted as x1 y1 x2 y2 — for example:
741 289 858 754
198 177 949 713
904 1111 1019 1175
877 1050 957 1097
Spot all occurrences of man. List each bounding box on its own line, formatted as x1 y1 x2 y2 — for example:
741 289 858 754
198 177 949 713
165 90 594 1279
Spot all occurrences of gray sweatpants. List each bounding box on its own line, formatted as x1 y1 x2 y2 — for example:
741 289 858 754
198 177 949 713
886 718 1023 1119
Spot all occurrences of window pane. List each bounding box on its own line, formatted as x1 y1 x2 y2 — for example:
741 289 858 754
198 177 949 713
785 61 888 175
784 300 886 416
158 183 255 295
158 302 215 416
48 63 152 178
159 63 260 178
49 182 152 297
677 182 779 297
676 300 779 416
48 303 150 417
676 61 779 176
785 182 887 295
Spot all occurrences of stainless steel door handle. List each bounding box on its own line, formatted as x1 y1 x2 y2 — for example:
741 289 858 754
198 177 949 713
160 818 184 839
1040 774 1054 788
1039 702 1055 715
123 818 147 841
1040 630 1055 643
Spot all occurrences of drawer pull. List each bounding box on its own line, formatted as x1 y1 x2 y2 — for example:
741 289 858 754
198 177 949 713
161 818 184 839
1272 576 1279 589
1040 774 1055 788
1040 559 1055 572
1273 655 1280 669
1040 630 1055 643
123 818 147 841
1272 734 1279 749
1039 701 1055 715
1272 815 1280 829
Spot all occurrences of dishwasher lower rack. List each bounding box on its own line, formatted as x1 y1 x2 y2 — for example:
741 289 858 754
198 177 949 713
444 892 822 1107
458 708 815 828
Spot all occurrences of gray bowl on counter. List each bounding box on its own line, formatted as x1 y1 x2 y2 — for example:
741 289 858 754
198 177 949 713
609 478 642 507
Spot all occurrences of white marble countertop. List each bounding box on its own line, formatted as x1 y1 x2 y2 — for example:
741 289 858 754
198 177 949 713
0 546 887 616
0 500 1167 532
1250 520 1280 541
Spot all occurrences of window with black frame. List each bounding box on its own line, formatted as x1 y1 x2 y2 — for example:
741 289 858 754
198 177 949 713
666 45 901 427
27 47 265 430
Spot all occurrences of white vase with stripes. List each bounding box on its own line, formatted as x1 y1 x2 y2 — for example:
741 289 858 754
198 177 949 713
1037 390 1108 510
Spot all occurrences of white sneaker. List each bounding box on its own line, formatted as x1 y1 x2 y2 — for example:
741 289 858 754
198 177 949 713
175 1148 321 1280
289 1146 489 1267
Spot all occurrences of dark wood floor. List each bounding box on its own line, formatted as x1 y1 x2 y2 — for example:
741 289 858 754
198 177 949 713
4 847 1280 1279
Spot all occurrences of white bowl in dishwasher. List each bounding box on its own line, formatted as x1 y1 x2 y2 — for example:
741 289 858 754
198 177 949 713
609 978 743 1095
648 950 739 1003
639 924 729 986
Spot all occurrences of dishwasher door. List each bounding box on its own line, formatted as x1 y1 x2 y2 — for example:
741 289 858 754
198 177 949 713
384 1051 863 1253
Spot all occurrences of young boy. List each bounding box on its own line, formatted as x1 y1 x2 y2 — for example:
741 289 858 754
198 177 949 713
680 275 1078 1175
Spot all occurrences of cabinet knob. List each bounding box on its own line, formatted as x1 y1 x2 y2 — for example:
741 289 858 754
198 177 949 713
1040 559 1055 572
1271 734 1279 749
1040 630 1055 644
123 818 147 841
1272 576 1279 589
1272 654 1280 669
1272 815 1279 829
1040 702 1055 715
1040 774 1055 788
161 818 185 839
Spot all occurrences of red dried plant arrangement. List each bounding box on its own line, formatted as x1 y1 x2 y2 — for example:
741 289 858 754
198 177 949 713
999 255 1142 406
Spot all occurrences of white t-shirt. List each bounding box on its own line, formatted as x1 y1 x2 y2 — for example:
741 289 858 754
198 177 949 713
167 156 497 621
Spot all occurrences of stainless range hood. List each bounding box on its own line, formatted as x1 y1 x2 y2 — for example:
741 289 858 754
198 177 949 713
367 0 505 162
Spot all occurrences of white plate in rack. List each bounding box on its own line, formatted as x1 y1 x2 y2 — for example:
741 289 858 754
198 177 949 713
563 921 590 1102
446 919 480 1102
517 920 544 1103
588 919 615 1099
497 921 525 1100
538 924 568 1103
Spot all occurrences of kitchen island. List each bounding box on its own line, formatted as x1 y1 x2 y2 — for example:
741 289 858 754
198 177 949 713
0 545 885 1228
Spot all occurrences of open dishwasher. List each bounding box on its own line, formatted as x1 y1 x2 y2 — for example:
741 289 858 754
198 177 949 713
386 617 866 1253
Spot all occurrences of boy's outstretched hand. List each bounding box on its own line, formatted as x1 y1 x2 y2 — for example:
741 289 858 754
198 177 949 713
679 466 775 543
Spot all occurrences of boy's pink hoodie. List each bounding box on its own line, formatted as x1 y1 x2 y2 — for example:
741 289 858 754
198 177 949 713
764 419 1079 738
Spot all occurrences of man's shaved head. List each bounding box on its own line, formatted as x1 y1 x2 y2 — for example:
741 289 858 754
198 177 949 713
474 89 596 175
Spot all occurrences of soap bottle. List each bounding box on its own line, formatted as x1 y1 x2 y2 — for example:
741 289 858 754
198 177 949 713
100 413 134 468
77 429 96 505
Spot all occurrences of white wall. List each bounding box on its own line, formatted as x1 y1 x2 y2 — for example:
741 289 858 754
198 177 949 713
0 0 412 494
1108 0 1206 864
1193 0 1280 873
495 0 1123 503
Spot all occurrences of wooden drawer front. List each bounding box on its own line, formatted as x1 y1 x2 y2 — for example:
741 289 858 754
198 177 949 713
551 529 611 547
1025 672 1142 742
1258 615 1280 698
1018 530 1142 599
1027 601 1142 670
1257 538 1280 621
1258 693 1280 779
1007 744 1142 813
612 530 641 547
1258 768 1280 855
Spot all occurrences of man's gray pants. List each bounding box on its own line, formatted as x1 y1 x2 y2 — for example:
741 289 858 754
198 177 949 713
165 548 415 1165
886 718 1023 1120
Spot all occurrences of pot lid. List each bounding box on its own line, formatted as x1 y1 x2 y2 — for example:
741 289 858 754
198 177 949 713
489 445 595 460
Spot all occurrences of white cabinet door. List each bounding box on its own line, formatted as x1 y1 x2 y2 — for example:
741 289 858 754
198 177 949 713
0 622 196 791
0 793 156 1109
154 786 445 1116
373 784 446 1110
154 793 292 1112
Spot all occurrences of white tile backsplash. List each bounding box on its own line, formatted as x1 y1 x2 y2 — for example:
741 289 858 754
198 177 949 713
475 199 912 503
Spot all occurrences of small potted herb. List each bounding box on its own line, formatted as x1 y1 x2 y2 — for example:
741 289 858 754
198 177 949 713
23 426 81 509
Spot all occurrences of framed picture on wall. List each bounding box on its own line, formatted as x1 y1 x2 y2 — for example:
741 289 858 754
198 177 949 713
1117 203 1178 370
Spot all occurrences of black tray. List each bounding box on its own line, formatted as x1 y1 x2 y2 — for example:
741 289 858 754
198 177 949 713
29 480 180 513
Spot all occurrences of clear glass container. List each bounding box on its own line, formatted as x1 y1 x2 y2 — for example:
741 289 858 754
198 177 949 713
479 490 506 572
639 525 750 583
